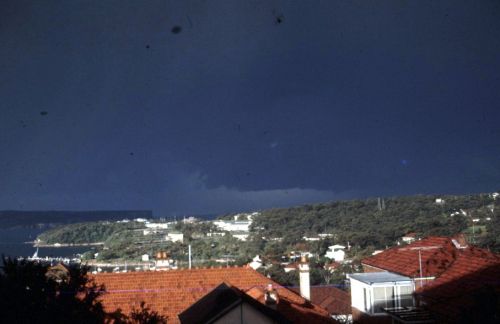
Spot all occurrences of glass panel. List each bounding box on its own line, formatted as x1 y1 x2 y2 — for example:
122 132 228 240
373 287 395 313
399 285 414 307
373 287 386 299
364 288 369 312
400 297 414 307
400 285 413 295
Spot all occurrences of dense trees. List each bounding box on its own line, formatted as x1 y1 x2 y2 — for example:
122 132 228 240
0 257 166 323
36 193 500 268
252 194 498 251
0 257 107 323
38 221 144 244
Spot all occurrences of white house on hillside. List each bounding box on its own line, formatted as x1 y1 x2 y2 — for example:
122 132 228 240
325 245 346 261
165 232 184 243
213 213 257 232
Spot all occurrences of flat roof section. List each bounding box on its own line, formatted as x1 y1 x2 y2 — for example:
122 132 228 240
349 272 412 285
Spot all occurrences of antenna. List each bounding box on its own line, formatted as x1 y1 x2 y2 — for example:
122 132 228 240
188 244 192 269
418 249 423 289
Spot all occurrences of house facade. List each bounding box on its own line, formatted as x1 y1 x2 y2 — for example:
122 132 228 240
325 245 346 262
349 236 500 323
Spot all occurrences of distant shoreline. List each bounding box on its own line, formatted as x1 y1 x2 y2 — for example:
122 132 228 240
25 242 104 247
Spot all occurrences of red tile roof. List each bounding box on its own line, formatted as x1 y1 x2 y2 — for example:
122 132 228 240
291 285 351 316
361 236 500 322
324 262 341 270
91 266 334 323
362 236 459 278
417 248 500 323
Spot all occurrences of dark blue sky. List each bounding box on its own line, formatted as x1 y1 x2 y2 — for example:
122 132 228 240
1 0 499 216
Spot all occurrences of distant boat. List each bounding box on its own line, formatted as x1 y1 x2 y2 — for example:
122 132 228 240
32 247 39 259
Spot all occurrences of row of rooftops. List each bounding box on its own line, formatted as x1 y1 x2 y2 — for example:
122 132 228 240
87 235 499 323
91 265 336 323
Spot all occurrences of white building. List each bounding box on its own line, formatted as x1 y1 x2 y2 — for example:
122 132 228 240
248 255 262 270
401 233 416 244
154 252 177 271
232 232 249 241
165 232 184 243
213 220 252 232
207 231 226 237
212 212 258 232
349 272 414 317
145 223 169 229
303 236 320 241
325 245 346 261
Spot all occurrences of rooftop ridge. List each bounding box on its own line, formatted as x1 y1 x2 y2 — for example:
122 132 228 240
91 265 333 323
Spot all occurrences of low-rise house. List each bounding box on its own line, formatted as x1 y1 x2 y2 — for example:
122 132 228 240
248 255 263 270
145 222 169 229
92 265 335 323
154 251 176 270
401 232 416 244
179 282 292 323
165 232 184 243
232 231 249 241
435 198 445 205
213 213 256 232
207 231 226 237
350 236 500 323
325 245 346 262
213 219 252 232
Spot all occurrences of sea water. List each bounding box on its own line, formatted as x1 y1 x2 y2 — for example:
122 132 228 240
0 227 89 259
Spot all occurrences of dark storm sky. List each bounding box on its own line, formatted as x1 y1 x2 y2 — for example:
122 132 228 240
1 0 499 216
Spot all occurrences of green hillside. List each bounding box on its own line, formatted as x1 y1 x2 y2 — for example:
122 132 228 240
251 193 499 251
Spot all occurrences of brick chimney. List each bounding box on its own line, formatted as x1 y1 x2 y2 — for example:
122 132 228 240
299 255 310 301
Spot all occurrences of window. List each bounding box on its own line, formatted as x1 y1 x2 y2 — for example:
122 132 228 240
369 285 414 314
398 285 414 308
363 288 369 312
373 286 395 313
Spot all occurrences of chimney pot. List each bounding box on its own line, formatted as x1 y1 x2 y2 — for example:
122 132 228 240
265 284 279 308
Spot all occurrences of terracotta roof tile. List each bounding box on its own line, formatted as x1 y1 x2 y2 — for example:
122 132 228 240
418 250 500 323
362 236 458 277
361 236 500 322
92 267 334 323
291 285 351 315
